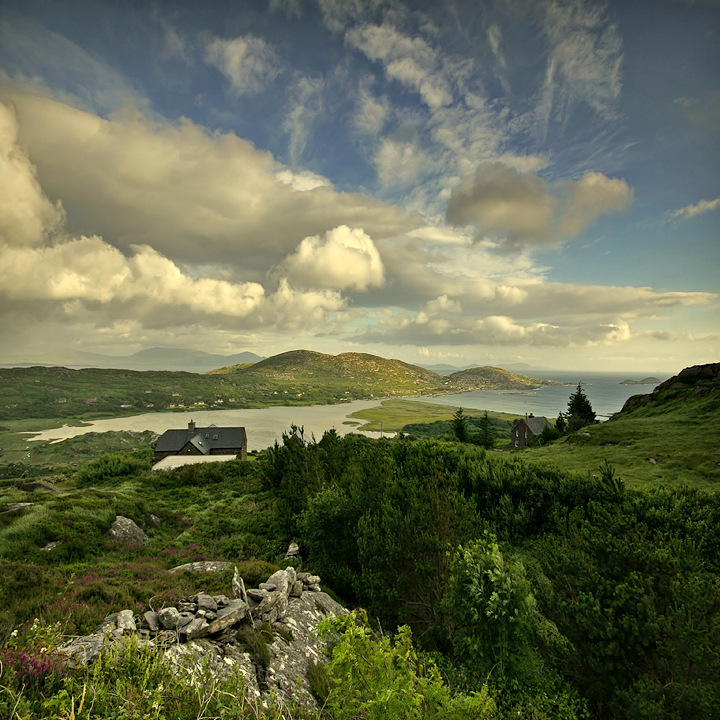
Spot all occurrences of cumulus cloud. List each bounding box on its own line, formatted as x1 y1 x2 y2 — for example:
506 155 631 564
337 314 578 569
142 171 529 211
446 163 632 249
0 86 417 275
205 35 281 94
278 225 386 291
0 94 358 340
0 102 64 246
669 197 720 220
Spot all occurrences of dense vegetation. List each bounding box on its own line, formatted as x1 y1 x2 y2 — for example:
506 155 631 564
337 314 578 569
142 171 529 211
1 365 718 719
0 351 559 421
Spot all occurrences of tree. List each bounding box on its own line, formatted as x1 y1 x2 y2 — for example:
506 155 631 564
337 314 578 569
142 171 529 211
476 411 495 449
555 411 567 435
452 407 469 443
566 384 596 432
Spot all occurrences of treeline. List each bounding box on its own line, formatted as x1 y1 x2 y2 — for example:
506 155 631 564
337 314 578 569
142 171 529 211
263 431 720 719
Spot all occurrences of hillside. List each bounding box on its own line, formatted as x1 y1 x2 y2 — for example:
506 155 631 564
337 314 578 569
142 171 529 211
615 362 720 416
447 365 563 390
0 350 566 423
527 362 720 489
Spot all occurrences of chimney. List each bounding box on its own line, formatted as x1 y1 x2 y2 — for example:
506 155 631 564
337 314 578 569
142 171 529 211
188 419 196 433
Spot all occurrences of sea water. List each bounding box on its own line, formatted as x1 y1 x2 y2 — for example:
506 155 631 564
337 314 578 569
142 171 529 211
414 371 664 420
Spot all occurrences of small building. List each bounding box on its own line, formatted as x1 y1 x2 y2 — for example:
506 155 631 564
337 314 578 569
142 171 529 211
511 414 550 448
153 420 247 464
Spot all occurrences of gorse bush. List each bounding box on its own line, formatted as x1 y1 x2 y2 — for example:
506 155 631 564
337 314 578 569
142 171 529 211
75 450 151 487
316 610 496 720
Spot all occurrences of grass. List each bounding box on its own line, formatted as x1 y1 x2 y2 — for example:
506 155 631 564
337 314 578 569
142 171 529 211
525 406 720 489
349 398 521 432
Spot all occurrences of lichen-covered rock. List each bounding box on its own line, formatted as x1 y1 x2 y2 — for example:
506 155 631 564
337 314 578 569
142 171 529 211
108 515 148 544
56 563 347 711
169 560 234 574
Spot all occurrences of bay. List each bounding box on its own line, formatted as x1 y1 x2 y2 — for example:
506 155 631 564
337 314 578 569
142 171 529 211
412 371 663 420
26 372 663 451
26 400 385 452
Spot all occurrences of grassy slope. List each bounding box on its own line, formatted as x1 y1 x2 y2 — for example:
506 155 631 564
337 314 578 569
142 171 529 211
527 375 720 489
348 398 521 432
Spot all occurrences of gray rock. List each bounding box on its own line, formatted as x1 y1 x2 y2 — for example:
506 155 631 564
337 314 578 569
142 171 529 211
2 502 33 515
158 606 180 629
285 541 300 559
180 617 209 641
59 633 107 667
177 612 195 629
232 566 248 603
116 609 136 632
195 593 218 612
143 611 160 632
169 560 233 574
15 479 59 493
202 599 249 636
108 516 148 544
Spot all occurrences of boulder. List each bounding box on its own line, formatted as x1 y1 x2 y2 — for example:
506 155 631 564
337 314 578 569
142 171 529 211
108 516 148 544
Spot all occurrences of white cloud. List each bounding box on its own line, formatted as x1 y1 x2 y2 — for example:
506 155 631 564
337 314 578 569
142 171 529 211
205 35 281 94
0 102 64 246
279 225 386 291
346 23 453 109
283 75 326 165
669 197 720 220
275 168 333 191
536 0 623 138
0 85 417 274
446 163 632 249
374 136 435 189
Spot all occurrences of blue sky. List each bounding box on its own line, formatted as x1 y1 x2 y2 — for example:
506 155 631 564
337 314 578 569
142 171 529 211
0 0 717 372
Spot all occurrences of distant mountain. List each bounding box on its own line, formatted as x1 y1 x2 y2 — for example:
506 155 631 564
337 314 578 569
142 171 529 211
6 348 265 373
418 361 555 375
620 377 661 385
447 366 564 391
211 350 445 396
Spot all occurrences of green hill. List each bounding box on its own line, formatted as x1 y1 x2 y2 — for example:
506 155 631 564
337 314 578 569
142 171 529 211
0 350 569 423
447 365 563 390
527 363 720 489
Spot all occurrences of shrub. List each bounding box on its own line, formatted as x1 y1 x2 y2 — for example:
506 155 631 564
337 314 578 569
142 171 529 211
317 610 495 720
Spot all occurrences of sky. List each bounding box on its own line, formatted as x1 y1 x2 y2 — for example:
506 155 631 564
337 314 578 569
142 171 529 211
0 0 718 373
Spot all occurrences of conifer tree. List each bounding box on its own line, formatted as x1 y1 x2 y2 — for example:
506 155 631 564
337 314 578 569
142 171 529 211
476 411 495 449
566 383 596 431
452 407 469 443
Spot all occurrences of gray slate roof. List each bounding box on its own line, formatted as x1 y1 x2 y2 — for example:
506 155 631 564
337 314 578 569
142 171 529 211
155 425 246 455
513 416 550 435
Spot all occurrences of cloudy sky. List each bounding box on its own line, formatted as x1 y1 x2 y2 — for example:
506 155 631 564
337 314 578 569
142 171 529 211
0 0 718 372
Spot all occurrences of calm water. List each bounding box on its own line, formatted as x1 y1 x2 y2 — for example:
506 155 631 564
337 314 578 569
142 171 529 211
26 400 385 452
26 372 664 451
413 371 664 420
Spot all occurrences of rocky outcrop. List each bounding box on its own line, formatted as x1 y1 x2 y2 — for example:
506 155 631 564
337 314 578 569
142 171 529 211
617 362 720 415
58 566 345 711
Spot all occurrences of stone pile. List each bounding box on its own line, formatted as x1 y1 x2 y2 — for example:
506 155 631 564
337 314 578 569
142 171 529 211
58 565 345 710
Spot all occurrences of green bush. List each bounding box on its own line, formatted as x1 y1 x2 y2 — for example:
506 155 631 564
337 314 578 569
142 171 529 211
317 610 495 720
75 451 151 487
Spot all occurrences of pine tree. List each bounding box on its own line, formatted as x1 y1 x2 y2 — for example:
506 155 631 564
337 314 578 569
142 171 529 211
452 407 469 443
566 383 596 431
476 411 495 449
